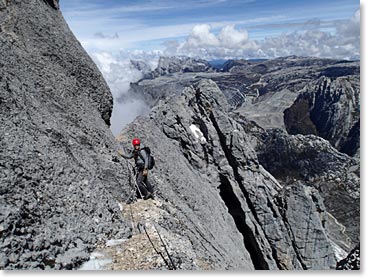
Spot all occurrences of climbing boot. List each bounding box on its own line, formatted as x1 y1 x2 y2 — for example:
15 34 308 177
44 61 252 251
126 197 134 204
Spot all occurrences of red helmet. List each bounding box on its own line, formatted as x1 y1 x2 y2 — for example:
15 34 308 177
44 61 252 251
132 138 141 146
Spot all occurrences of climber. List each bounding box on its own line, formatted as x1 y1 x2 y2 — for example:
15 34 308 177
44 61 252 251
118 138 154 200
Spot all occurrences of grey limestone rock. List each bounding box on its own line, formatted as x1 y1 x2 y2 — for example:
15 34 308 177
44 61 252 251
1 0 131 269
276 182 336 269
129 56 359 158
151 56 214 77
0 0 359 270
255 129 360 247
284 76 360 157
119 79 347 269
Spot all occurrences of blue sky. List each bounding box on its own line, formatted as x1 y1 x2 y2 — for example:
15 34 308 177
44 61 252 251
60 0 360 59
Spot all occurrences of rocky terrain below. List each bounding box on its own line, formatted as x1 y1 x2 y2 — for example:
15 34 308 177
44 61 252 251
0 0 360 271
117 79 359 270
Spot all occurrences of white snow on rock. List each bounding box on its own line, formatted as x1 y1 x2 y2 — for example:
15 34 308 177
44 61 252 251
78 252 112 270
189 124 207 143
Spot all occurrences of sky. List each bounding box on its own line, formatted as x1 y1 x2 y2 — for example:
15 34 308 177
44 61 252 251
60 0 360 60
59 0 361 135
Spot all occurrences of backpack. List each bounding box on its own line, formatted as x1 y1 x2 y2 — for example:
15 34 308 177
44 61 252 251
139 147 155 169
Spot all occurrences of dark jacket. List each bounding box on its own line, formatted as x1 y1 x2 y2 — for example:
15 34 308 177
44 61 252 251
121 144 149 169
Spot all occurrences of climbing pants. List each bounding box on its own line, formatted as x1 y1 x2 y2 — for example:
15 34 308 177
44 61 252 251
136 169 154 197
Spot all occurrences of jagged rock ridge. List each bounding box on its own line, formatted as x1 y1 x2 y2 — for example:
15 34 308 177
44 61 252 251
119 79 359 269
284 76 360 157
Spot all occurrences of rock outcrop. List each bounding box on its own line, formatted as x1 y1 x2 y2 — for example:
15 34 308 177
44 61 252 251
0 0 131 269
336 244 360 270
255 129 359 245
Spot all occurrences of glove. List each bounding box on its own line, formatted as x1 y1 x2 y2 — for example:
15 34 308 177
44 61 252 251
143 169 148 176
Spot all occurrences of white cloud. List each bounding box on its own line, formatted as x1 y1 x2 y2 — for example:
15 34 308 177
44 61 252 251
173 24 253 59
255 9 360 60
110 99 150 136
218 25 249 49
336 9 360 38
188 24 220 47
163 9 360 60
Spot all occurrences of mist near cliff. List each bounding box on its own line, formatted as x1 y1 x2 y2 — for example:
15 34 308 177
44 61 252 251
91 51 158 135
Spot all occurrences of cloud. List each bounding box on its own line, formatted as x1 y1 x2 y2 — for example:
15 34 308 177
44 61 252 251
187 24 220 47
336 9 360 38
218 25 249 48
85 9 359 136
90 51 159 135
94 32 119 39
256 9 360 60
172 24 253 59
163 9 360 60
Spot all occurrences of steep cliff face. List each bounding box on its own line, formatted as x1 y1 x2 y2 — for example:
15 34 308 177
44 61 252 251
119 79 356 269
255 129 359 246
0 0 131 269
284 76 360 157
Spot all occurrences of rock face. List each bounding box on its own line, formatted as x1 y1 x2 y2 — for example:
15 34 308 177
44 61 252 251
284 76 360 157
0 0 131 269
255 129 360 246
119 79 358 269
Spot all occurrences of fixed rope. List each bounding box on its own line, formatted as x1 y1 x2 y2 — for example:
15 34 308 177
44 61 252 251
126 160 144 199
153 223 177 270
141 223 173 270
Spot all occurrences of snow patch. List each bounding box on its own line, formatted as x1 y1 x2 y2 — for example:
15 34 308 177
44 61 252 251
189 124 207 143
106 238 127 247
78 252 112 270
330 240 348 261
117 201 123 211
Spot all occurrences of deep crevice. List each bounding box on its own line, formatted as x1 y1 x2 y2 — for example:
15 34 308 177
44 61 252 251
209 113 261 223
218 173 269 270
208 111 270 269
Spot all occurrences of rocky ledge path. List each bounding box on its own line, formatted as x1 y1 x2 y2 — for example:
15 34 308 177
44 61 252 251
79 197 209 270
